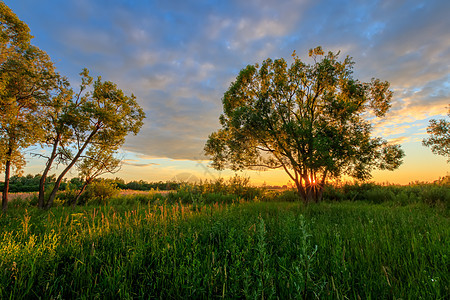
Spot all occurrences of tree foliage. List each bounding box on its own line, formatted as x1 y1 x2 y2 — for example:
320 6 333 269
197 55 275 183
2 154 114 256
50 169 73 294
0 173 56 193
1 3 58 210
422 106 450 162
205 47 404 203
0 2 31 66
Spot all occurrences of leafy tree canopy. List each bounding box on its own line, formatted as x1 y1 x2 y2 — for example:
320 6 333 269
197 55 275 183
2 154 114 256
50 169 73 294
205 47 404 202
0 1 31 65
423 106 449 162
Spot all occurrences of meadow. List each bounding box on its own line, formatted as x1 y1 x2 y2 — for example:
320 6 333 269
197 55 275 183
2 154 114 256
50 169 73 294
0 180 449 299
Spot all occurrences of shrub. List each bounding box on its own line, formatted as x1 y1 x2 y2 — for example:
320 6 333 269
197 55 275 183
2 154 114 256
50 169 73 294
320 180 450 208
78 181 119 205
275 190 300 202
322 184 345 202
421 184 450 207
166 176 264 205
56 189 79 206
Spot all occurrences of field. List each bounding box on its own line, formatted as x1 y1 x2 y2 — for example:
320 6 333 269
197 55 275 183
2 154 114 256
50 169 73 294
0 184 449 299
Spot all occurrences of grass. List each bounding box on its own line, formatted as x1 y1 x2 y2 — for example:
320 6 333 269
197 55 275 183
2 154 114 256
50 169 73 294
0 197 448 299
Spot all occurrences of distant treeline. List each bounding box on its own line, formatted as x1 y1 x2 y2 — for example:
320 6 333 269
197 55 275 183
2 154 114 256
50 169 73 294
114 179 182 191
0 174 181 193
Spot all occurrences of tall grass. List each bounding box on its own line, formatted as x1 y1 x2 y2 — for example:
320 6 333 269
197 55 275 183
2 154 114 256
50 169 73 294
0 199 448 299
323 180 450 208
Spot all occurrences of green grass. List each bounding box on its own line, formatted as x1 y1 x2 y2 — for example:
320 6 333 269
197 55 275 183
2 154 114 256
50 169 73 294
0 200 448 299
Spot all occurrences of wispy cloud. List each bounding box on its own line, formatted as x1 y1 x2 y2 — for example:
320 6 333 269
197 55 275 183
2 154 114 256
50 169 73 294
122 160 160 167
388 136 411 145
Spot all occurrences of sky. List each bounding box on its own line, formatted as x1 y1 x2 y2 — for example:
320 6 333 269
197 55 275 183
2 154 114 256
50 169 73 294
4 0 449 185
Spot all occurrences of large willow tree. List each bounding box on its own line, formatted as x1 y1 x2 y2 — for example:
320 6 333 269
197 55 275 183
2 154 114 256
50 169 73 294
205 47 404 203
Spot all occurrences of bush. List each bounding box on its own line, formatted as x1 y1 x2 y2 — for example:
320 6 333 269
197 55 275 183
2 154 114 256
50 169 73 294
164 176 264 205
57 188 79 206
109 193 166 206
275 190 300 202
322 185 345 202
421 184 450 207
321 180 450 208
78 181 119 205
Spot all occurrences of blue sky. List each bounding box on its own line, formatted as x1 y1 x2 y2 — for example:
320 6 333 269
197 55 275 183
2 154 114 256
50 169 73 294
5 0 449 184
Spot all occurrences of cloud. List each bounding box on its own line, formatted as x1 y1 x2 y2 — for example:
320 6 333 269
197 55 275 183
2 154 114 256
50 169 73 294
122 161 160 167
388 136 411 145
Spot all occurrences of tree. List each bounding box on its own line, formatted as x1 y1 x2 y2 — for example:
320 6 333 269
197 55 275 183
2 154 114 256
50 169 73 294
0 47 57 210
1 4 58 210
0 2 31 67
205 47 404 203
44 70 145 209
33 70 90 208
422 106 449 162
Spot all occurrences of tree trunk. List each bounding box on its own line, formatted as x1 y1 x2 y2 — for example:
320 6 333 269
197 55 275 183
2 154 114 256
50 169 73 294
314 171 327 203
2 158 11 212
38 134 60 208
72 179 90 208
301 174 315 204
294 179 306 202
46 157 78 209
305 185 314 203
294 179 315 204
37 174 47 209
45 127 99 209
294 172 326 203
